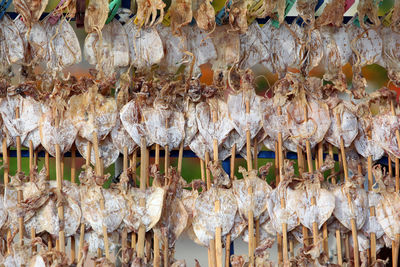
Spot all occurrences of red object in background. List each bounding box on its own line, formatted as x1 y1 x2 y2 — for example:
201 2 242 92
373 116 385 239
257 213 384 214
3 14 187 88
344 0 355 12
389 83 400 101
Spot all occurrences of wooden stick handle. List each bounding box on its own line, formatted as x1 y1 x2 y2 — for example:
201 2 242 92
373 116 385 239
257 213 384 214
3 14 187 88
177 142 184 174
336 229 343 265
137 137 148 259
215 200 222 267
56 144 65 253
205 152 211 190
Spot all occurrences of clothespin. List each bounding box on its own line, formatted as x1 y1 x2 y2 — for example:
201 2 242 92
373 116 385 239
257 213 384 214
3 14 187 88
75 0 86 28
0 0 12 20
106 0 122 24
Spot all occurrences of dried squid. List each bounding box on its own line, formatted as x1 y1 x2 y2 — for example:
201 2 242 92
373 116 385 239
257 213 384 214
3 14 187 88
14 0 48 28
192 186 237 247
84 19 130 77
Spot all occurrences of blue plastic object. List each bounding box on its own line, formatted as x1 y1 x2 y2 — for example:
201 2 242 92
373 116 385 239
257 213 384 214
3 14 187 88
0 0 12 20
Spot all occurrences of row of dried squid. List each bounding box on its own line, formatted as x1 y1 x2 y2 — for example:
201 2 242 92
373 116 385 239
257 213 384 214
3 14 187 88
0 67 398 266
0 145 398 267
2 1 400 91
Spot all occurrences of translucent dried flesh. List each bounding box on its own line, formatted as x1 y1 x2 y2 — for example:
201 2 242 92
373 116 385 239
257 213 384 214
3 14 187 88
122 186 165 232
239 22 270 70
375 192 400 241
261 97 289 142
14 20 48 65
0 16 24 66
286 187 335 230
264 21 299 76
372 113 400 158
211 25 240 71
316 0 345 27
75 135 119 168
143 107 185 150
39 106 78 157
124 21 164 70
69 88 117 142
333 184 368 230
183 102 198 147
0 95 42 145
267 184 299 234
349 26 383 68
80 183 126 234
120 99 152 147
158 197 188 248
110 118 137 155
287 98 331 149
196 99 233 150
232 168 271 221
84 230 120 255
44 18 82 71
325 103 358 148
380 27 400 86
228 89 263 139
354 122 384 161
192 187 237 247
84 20 130 77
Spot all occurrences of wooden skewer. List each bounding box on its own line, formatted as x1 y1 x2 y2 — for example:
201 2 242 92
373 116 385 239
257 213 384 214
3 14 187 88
177 142 184 174
78 142 91 262
29 140 34 181
205 152 211 190
200 159 205 182
3 138 11 255
367 155 377 264
92 131 110 260
225 143 236 267
164 145 170 177
317 142 329 257
215 200 222 267
131 149 137 252
275 142 283 265
390 100 400 267
336 229 343 265
137 137 148 259
153 144 161 267
336 112 359 267
277 106 289 265
15 107 24 246
297 146 309 247
45 151 50 179
70 146 76 263
303 105 319 247
245 100 256 265
55 115 65 253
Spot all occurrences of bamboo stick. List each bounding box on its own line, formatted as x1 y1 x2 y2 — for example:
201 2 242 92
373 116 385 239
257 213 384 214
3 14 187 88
336 229 343 265
71 146 76 263
336 112 359 267
15 107 23 246
211 110 219 267
317 142 329 257
215 200 222 267
200 159 205 182
367 155 377 264
277 106 289 265
177 142 184 174
245 100 256 265
92 132 110 260
137 137 148 259
205 152 211 190
123 146 129 172
275 141 283 265
45 151 50 179
225 144 236 267
29 140 33 181
303 105 319 247
78 142 91 262
297 146 309 247
55 113 65 253
164 145 170 177
3 138 10 255
154 144 161 267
